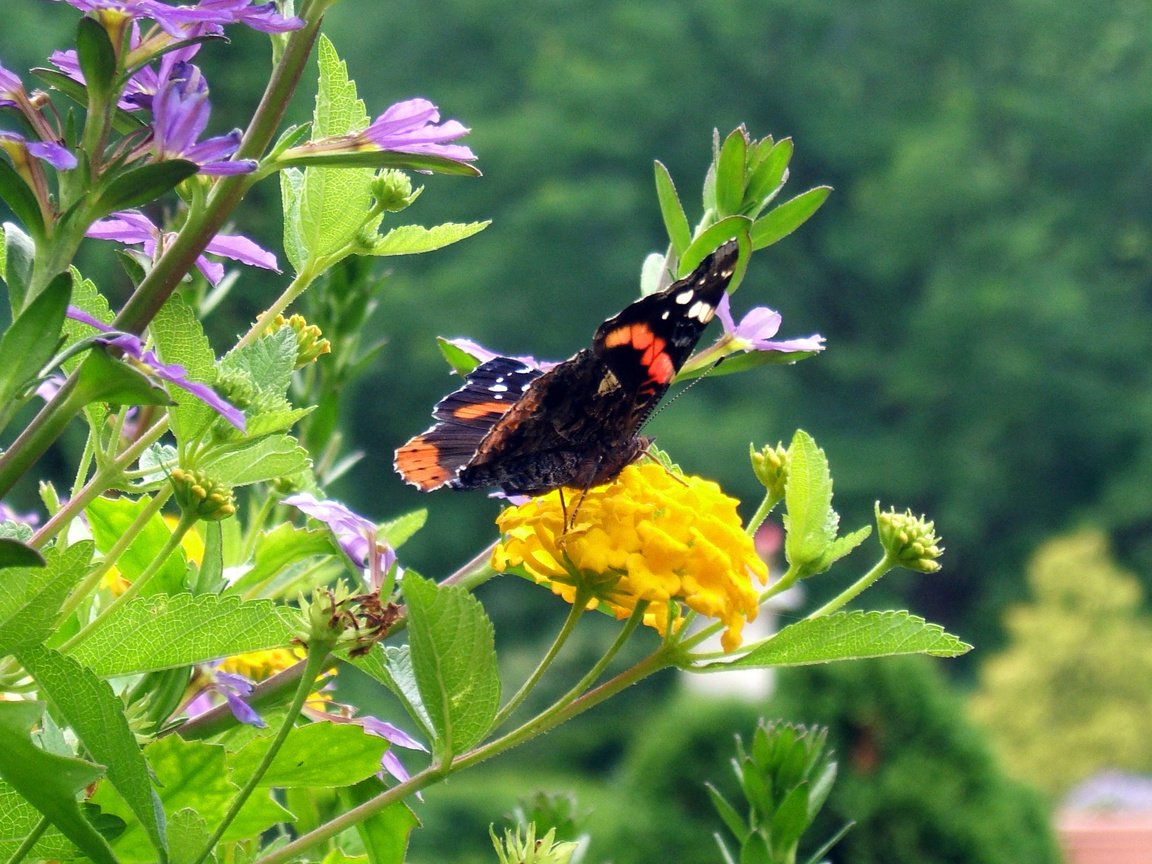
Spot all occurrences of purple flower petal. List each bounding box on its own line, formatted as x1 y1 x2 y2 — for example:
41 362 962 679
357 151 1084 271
282 493 399 580
0 61 22 107
361 98 476 162
443 338 555 372
716 293 825 354
49 0 302 35
26 141 78 171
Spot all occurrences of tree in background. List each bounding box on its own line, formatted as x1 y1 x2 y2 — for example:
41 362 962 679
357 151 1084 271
969 529 1152 794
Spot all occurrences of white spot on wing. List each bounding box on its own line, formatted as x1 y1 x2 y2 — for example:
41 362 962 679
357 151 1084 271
675 289 694 305
490 384 509 392
687 300 714 322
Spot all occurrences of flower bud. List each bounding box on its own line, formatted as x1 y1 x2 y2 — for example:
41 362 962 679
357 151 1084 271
170 467 236 521
268 313 331 368
372 169 419 212
490 824 578 864
875 503 943 573
750 441 788 496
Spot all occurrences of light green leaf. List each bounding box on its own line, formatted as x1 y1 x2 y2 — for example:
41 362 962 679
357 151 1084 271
0 702 117 864
352 645 433 739
0 270 71 410
203 434 311 487
679 216 752 276
0 542 92 656
402 573 499 755
783 430 838 574
280 166 306 273
715 127 748 218
18 645 165 858
92 735 290 861
229 722 388 788
707 611 972 669
226 522 335 596
367 221 490 257
746 137 793 213
377 509 427 550
167 809 211 864
295 35 373 270
0 780 76 862
654 160 691 256
150 293 217 443
67 593 295 676
750 186 832 250
342 779 419 864
813 525 873 575
87 495 188 596
221 328 297 402
435 336 482 376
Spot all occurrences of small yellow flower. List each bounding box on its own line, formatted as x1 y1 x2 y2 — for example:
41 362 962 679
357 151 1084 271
218 647 303 681
492 463 767 651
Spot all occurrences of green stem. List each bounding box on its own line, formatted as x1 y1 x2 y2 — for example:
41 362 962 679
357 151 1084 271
174 657 311 741
57 496 186 653
190 646 332 864
806 554 896 619
745 488 782 538
233 268 316 351
491 592 586 729
4 816 48 864
0 374 86 498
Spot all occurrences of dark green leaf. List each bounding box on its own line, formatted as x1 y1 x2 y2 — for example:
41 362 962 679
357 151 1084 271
750 186 832 250
654 160 691 256
18 646 166 859
679 217 751 276
0 702 118 864
739 831 772 864
75 17 117 99
277 149 481 176
0 162 46 240
0 270 71 409
93 160 199 218
770 783 810 853
74 349 174 407
0 538 45 570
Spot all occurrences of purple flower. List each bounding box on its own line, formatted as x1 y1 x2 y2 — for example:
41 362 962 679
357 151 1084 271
360 717 428 785
282 493 400 589
0 61 23 108
85 209 278 285
0 502 41 526
66 305 246 430
185 668 265 727
361 99 475 162
49 0 303 36
715 293 826 354
149 61 252 174
50 25 172 112
0 132 78 171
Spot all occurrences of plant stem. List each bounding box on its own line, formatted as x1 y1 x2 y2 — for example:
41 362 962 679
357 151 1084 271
745 488 782 537
806 554 895 618
4 816 47 864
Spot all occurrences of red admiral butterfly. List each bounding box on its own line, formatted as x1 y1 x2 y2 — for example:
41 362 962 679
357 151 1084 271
395 240 738 496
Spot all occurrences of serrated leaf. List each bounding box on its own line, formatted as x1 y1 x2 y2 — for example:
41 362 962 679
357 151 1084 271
402 574 499 755
0 542 92 656
378 509 427 549
203 434 311 486
91 735 290 860
715 128 748 218
226 522 334 596
18 645 165 858
221 328 297 399
783 430 837 573
708 611 971 669
0 702 117 864
0 781 77 862
67 593 295 676
0 163 45 240
367 221 490 256
750 186 831 250
167 809 210 864
352 645 433 739
229 722 388 788
150 293 217 443
0 537 45 569
87 495 188 597
654 160 691 256
0 269 70 410
342 780 419 864
93 160 199 218
808 525 872 577
296 36 373 268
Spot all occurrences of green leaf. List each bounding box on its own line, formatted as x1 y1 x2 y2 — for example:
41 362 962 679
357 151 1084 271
0 270 71 409
0 163 45 240
654 160 691 256
225 523 335 596
278 149 481 176
0 542 93 657
0 780 77 862
0 702 118 864
166 809 211 864
293 35 373 269
770 783 810 854
91 735 290 860
367 221 490 256
30 68 147 136
351 645 433 739
74 349 175 407
75 16 117 100
783 430 838 574
86 496 189 597
675 345 822 382
812 525 873 576
93 160 199 218
67 593 295 676
402 573 500 755
280 167 307 273
715 128 748 218
342 779 420 864
709 611 972 669
746 138 793 213
706 782 748 842
202 434 311 487
221 328 297 401
378 509 427 550
739 831 772 864
435 336 482 376
150 293 217 443
228 722 388 788
0 537 45 569
750 186 832 250
18 646 165 858
679 216 752 277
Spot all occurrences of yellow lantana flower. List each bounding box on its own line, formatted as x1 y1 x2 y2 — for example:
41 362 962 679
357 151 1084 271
492 463 767 651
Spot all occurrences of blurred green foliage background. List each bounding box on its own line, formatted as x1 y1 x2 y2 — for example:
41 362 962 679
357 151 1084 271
4 0 1151 860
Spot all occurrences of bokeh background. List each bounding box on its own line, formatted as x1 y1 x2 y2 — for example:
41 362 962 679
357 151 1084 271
4 1 1152 861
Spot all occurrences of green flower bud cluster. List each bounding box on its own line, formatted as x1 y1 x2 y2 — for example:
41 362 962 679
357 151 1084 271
875 504 944 573
170 467 236 521
490 824 578 864
271 313 331 368
372 169 419 212
750 441 788 498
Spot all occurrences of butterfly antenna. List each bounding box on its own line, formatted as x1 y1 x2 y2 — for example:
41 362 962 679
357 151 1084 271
640 356 725 429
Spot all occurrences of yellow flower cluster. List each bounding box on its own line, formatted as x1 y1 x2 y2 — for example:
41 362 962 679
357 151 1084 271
492 463 767 651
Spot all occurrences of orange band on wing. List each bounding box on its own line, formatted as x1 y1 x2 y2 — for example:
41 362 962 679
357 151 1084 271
394 435 453 491
452 401 509 421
